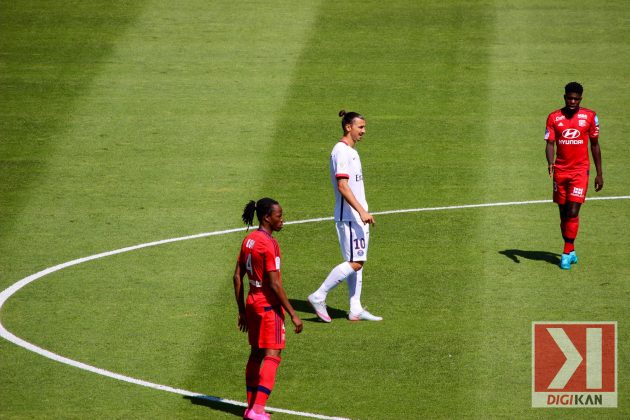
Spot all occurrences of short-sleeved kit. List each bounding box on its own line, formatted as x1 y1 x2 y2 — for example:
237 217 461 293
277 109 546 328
545 107 599 204
237 229 285 349
330 140 369 262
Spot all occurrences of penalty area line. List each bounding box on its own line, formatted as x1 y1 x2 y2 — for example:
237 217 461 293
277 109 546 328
0 195 628 419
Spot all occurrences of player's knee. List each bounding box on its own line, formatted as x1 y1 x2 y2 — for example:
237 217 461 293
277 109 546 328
250 347 265 362
567 204 581 218
557 204 566 217
349 261 364 271
264 348 282 358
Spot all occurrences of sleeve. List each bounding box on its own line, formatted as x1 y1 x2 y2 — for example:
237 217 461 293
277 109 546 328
544 114 556 142
333 146 350 179
590 113 600 139
263 239 280 272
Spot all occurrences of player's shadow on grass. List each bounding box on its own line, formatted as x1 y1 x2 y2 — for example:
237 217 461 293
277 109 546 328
184 395 245 417
290 298 347 322
499 249 561 265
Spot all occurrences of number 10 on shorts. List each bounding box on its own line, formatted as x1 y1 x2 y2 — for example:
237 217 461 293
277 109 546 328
532 322 617 408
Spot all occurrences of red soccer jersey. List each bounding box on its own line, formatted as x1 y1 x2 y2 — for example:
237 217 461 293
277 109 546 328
545 107 599 172
237 229 281 307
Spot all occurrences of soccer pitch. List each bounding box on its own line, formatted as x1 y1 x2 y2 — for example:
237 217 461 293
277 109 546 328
1 1 629 419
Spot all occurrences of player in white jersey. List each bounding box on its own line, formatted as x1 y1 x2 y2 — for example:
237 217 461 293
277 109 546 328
308 110 382 322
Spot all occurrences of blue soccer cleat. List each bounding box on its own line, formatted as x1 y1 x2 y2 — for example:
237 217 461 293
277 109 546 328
569 250 578 265
560 253 572 270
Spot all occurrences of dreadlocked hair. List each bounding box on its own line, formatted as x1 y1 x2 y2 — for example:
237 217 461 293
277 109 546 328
241 197 279 227
241 200 257 227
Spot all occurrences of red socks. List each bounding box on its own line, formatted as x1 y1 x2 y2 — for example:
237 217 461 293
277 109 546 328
245 357 261 408
246 355 282 411
561 216 579 254
563 241 575 254
254 356 282 408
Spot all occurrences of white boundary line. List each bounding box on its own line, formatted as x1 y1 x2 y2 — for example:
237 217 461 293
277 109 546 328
0 196 628 419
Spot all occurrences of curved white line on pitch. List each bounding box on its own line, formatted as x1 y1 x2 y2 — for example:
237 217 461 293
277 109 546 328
1 195 628 419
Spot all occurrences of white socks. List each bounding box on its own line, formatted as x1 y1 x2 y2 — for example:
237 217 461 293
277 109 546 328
347 268 363 315
312 261 355 301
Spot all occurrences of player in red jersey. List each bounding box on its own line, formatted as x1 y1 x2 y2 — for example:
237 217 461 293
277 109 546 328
233 198 303 420
545 82 603 270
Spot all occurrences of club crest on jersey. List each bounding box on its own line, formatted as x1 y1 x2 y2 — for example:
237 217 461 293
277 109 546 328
579 120 587 127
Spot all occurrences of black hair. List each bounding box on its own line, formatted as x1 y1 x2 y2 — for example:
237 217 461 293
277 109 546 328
565 82 583 95
241 197 279 227
339 109 364 132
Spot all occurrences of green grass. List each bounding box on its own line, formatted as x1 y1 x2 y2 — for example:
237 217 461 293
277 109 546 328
1 0 629 419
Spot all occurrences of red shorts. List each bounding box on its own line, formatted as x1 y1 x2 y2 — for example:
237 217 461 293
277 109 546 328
246 297 285 349
553 169 589 204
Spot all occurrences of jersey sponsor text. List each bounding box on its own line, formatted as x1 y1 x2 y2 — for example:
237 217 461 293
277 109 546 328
558 139 584 145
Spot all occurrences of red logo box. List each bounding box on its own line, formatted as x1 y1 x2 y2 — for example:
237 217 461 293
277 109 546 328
532 322 617 408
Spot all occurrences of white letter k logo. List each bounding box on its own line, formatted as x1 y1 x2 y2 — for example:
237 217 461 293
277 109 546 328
547 328 583 389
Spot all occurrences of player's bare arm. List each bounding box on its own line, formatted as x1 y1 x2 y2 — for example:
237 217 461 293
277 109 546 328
232 261 248 332
546 141 555 177
337 178 374 225
591 139 604 191
268 270 303 334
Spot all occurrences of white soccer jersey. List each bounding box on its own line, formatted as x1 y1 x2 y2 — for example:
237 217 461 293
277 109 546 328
330 140 368 222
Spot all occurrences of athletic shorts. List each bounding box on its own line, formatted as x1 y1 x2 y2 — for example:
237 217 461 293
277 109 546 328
335 221 369 262
553 169 589 204
246 301 285 349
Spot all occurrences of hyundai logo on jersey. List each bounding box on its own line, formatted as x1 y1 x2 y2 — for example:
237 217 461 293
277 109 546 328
562 128 581 139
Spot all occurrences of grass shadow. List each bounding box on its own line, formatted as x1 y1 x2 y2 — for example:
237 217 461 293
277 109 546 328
184 395 245 418
0 2 147 242
499 249 560 265
290 298 347 321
